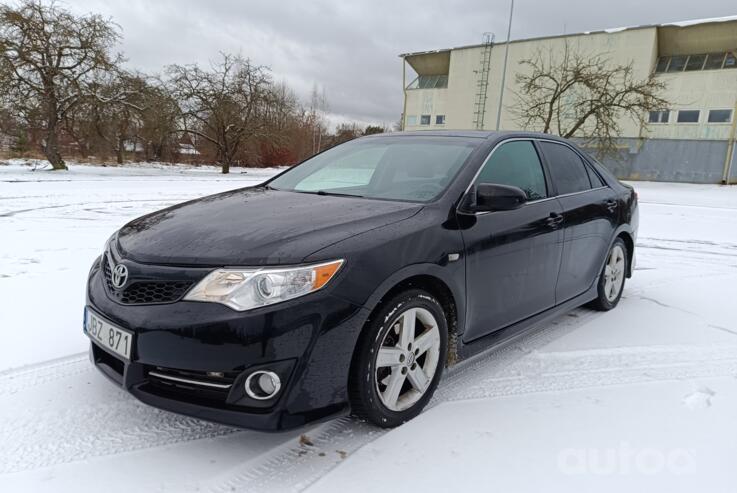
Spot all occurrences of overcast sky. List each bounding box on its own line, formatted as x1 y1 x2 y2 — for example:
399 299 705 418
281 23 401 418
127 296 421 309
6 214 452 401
62 0 736 127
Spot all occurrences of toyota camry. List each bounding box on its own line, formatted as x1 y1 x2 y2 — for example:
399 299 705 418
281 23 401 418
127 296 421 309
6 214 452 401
84 131 638 430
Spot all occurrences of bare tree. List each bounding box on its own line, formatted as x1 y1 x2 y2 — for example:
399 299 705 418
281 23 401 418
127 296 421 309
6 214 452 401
513 42 669 155
167 53 271 173
308 83 328 154
0 0 121 169
65 71 150 163
137 79 180 162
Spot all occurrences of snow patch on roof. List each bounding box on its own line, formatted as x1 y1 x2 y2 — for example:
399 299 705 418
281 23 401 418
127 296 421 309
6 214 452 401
664 15 737 27
602 15 737 34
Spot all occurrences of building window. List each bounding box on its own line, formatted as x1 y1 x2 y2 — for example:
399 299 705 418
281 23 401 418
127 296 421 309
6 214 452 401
655 57 669 73
406 74 449 89
676 110 700 123
435 115 446 125
708 109 733 123
704 53 726 70
667 55 688 72
406 115 417 126
685 54 706 71
648 110 670 124
655 52 737 73
725 52 737 69
420 115 431 125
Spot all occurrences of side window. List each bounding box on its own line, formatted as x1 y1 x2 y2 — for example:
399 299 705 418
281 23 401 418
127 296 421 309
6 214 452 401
539 142 592 195
475 140 547 200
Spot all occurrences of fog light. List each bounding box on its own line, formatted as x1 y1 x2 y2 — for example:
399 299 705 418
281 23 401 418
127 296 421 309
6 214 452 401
245 370 281 400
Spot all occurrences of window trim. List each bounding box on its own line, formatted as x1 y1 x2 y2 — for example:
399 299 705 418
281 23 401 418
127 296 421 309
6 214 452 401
685 54 707 71
666 55 688 73
470 139 550 201
676 109 701 124
655 52 737 73
648 110 670 124
654 56 670 73
707 108 734 124
536 140 605 197
460 137 609 215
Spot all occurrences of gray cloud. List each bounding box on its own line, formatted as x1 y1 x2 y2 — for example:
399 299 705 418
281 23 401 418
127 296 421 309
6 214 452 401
63 0 736 125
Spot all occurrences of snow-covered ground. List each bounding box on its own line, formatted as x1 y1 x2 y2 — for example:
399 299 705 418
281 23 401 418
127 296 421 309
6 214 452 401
1 163 736 492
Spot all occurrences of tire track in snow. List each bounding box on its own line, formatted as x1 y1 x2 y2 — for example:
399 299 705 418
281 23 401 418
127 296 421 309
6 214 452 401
203 309 737 493
0 308 589 479
0 353 88 396
4 308 737 483
0 385 241 474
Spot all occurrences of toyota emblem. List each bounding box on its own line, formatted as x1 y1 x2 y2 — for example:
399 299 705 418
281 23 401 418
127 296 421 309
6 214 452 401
111 263 129 289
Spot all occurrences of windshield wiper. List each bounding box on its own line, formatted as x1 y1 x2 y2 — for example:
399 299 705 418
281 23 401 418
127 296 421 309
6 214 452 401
315 190 364 198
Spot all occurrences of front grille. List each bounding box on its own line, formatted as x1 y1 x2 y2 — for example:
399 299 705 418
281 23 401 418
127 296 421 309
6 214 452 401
145 366 237 405
103 254 193 305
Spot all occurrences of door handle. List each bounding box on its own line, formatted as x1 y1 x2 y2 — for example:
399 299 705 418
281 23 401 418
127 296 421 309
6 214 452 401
546 212 564 228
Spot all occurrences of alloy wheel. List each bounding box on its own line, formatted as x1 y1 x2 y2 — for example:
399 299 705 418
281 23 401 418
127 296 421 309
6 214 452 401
604 244 626 302
374 307 441 412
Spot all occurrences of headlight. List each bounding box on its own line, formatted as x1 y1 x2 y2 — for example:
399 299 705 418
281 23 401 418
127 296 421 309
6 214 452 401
183 259 344 311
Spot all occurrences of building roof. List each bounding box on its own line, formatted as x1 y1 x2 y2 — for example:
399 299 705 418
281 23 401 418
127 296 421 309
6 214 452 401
398 15 737 58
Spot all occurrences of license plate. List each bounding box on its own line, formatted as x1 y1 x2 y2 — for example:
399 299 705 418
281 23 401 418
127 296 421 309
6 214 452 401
84 308 133 361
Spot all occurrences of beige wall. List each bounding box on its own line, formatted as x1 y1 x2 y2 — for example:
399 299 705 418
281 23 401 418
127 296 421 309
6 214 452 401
402 21 737 141
645 69 737 140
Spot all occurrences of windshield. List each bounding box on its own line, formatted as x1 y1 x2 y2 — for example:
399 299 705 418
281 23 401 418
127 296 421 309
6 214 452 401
268 136 480 202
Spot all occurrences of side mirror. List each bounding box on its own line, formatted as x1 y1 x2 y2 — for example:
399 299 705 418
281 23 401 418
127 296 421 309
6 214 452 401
469 183 527 212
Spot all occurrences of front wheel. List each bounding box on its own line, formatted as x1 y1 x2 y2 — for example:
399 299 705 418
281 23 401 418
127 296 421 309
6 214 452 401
589 238 628 311
349 289 448 428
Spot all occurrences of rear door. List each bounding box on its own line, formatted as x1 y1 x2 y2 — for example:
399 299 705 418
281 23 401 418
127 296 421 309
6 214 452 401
460 140 564 342
537 141 618 303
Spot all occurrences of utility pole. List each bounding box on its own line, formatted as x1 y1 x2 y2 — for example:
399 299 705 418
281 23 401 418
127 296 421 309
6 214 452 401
495 0 514 131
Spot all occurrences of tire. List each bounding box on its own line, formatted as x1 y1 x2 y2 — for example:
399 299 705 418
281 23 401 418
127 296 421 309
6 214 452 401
588 238 628 311
349 289 448 428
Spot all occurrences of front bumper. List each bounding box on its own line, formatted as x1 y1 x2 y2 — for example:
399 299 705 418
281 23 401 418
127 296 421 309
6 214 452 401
86 256 368 431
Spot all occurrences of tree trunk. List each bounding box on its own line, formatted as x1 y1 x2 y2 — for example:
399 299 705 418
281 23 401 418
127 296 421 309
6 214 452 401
43 122 67 170
219 146 230 174
43 92 67 170
116 136 124 164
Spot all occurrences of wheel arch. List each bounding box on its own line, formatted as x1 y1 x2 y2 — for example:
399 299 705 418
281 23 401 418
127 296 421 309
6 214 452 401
356 265 465 368
614 228 635 278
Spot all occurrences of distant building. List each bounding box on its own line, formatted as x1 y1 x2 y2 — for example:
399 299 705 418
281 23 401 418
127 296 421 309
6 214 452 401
399 16 737 183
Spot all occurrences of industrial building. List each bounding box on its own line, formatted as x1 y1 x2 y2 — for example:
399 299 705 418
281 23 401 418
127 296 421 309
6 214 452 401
399 17 737 183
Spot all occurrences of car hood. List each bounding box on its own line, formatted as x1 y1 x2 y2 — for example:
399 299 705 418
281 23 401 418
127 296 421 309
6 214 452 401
116 187 422 266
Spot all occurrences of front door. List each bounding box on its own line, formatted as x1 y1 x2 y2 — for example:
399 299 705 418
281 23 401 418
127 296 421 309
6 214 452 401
460 140 564 343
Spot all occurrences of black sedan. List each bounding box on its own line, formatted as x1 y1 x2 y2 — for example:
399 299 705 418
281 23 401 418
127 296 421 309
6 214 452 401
84 131 638 430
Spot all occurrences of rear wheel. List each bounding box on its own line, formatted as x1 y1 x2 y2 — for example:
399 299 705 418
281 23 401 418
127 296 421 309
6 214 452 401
589 238 627 311
349 289 448 428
